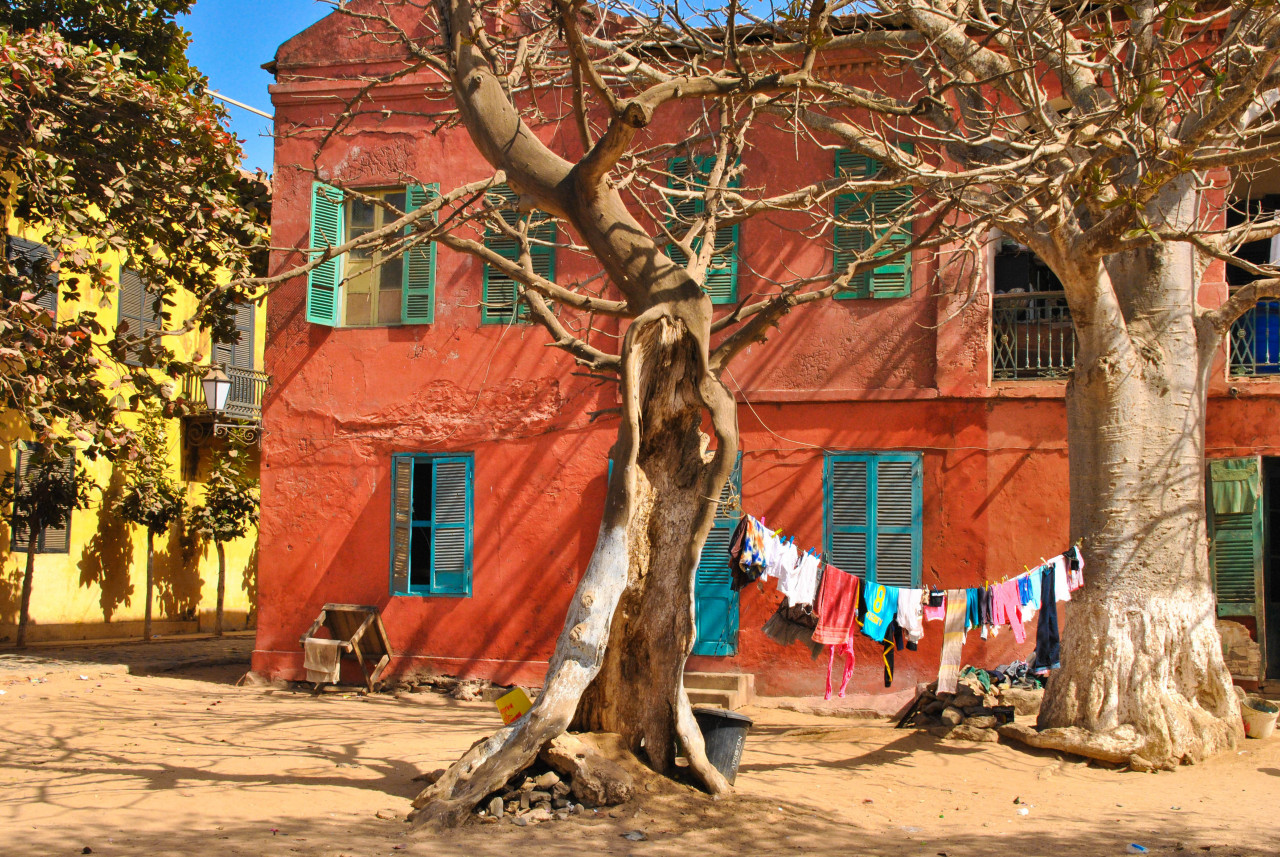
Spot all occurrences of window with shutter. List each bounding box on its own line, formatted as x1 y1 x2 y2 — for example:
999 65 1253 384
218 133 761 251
693 454 743 656
117 267 162 366
5 235 58 317
824 452 921 586
389 453 474 597
402 183 438 324
307 182 344 326
10 446 74 555
833 148 914 299
213 301 255 370
482 184 555 324
1208 457 1264 619
666 156 739 305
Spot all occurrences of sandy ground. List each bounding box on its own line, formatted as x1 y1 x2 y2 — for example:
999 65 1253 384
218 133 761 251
1 661 1278 857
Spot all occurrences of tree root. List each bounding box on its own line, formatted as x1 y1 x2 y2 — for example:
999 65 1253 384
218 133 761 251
998 723 1174 770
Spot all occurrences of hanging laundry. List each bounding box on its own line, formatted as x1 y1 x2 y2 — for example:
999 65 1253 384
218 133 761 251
1032 564 1061 674
1049 554 1071 602
923 588 946 623
769 538 801 595
762 602 823 658
780 549 821 607
860 582 899 643
965 588 981 632
825 639 855 699
897 588 925 644
812 565 861 646
992 579 1026 644
937 589 967 694
1016 574 1033 610
1066 545 1085 591
1027 567 1043 611
728 516 752 591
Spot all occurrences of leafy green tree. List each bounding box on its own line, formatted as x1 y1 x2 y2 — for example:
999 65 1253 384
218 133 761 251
189 440 258 636
0 5 267 463
1 448 93 647
117 406 185 642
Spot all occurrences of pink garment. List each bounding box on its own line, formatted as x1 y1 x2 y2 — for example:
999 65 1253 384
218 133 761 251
992 580 1026 644
824 641 855 699
923 600 946 622
812 566 860 645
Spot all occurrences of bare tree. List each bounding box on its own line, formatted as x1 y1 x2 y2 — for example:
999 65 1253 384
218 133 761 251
261 0 1280 823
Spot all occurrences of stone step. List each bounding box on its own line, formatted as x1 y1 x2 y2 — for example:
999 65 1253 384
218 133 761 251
686 688 742 710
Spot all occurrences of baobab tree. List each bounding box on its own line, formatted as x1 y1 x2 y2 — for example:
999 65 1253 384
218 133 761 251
265 0 1280 824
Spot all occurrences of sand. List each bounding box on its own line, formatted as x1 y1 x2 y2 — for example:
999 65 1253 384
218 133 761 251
1 663 1277 857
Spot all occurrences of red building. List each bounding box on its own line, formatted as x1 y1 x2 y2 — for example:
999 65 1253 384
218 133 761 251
254 10 1280 702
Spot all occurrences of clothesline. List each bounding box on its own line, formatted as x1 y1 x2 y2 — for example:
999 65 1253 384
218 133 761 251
725 512 1085 700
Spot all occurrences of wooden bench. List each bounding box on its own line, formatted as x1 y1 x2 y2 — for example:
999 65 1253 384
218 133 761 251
299 603 393 692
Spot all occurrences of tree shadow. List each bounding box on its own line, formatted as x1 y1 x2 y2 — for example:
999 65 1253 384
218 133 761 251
77 465 136 622
153 517 205 622
242 540 259 627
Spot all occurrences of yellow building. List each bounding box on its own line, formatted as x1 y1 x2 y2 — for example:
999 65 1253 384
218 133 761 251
1 226 266 644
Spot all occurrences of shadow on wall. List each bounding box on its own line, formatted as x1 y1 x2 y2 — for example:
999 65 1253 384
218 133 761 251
243 540 259 628
153 517 205 622
77 466 136 622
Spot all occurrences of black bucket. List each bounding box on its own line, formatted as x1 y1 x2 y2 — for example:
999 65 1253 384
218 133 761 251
692 707 753 784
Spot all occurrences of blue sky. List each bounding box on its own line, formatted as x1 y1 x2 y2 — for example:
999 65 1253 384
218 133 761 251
181 1 334 173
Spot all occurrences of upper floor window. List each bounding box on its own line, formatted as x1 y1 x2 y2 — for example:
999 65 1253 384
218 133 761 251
482 184 556 324
1226 194 1280 377
5 235 58 317
212 300 256 372
306 183 437 328
991 240 1075 381
666 156 739 306
833 149 913 299
824 452 921 587
118 266 162 366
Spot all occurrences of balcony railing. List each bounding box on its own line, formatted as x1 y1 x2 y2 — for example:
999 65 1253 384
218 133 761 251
183 365 269 423
992 291 1076 381
1229 301 1280 377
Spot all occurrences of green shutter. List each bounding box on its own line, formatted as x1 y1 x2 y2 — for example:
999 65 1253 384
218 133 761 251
667 156 739 305
483 185 553 324
390 454 413 595
693 453 742 656
824 452 921 586
430 456 473 596
833 147 914 299
402 183 438 324
307 182 344 326
1209 457 1263 618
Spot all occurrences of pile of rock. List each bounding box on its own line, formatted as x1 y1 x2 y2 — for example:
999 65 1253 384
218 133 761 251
477 769 587 825
906 674 1044 742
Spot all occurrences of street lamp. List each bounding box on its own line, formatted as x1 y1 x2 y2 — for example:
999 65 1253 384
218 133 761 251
201 365 231 414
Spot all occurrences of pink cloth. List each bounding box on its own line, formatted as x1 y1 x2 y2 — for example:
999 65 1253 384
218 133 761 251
824 641 855 699
992 580 1026 644
812 566 860 646
923 601 946 622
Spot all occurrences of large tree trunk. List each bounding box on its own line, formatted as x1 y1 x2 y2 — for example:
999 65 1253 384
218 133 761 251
214 541 226 637
412 314 736 827
15 543 36 649
1037 195 1242 769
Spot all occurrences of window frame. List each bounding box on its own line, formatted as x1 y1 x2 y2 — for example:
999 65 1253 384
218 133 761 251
10 445 74 555
666 155 740 305
5 235 58 317
481 184 556 325
823 451 922 587
389 452 475 598
117 265 162 367
832 147 915 299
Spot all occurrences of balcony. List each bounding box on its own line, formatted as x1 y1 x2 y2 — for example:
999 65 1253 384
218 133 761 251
183 365 269 424
992 291 1076 381
1229 301 1280 377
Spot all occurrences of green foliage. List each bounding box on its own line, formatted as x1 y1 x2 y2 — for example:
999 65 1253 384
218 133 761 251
0 445 94 546
117 405 185 535
0 10 268 462
190 439 259 544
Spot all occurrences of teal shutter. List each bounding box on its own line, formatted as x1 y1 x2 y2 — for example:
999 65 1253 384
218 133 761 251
833 148 914 299
693 454 742 656
430 456 473 596
390 454 413 595
1208 457 1264 619
307 182 344 326
483 185 554 324
824 453 921 585
667 156 739 305
402 183 438 324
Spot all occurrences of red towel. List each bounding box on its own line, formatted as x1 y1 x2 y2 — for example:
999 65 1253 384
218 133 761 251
812 565 860 645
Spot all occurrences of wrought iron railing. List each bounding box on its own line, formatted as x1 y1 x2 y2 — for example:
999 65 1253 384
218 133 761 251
183 365 269 423
992 291 1076 381
1229 301 1280 377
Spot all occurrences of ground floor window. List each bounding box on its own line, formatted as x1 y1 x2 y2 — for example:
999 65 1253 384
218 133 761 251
823 452 921 587
390 453 473 597
9 446 74 554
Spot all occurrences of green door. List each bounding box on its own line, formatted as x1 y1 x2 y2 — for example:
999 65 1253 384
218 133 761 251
1208 456 1266 678
693 458 742 656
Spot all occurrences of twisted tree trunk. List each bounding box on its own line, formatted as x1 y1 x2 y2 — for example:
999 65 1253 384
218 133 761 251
1037 191 1242 768
144 530 154 643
